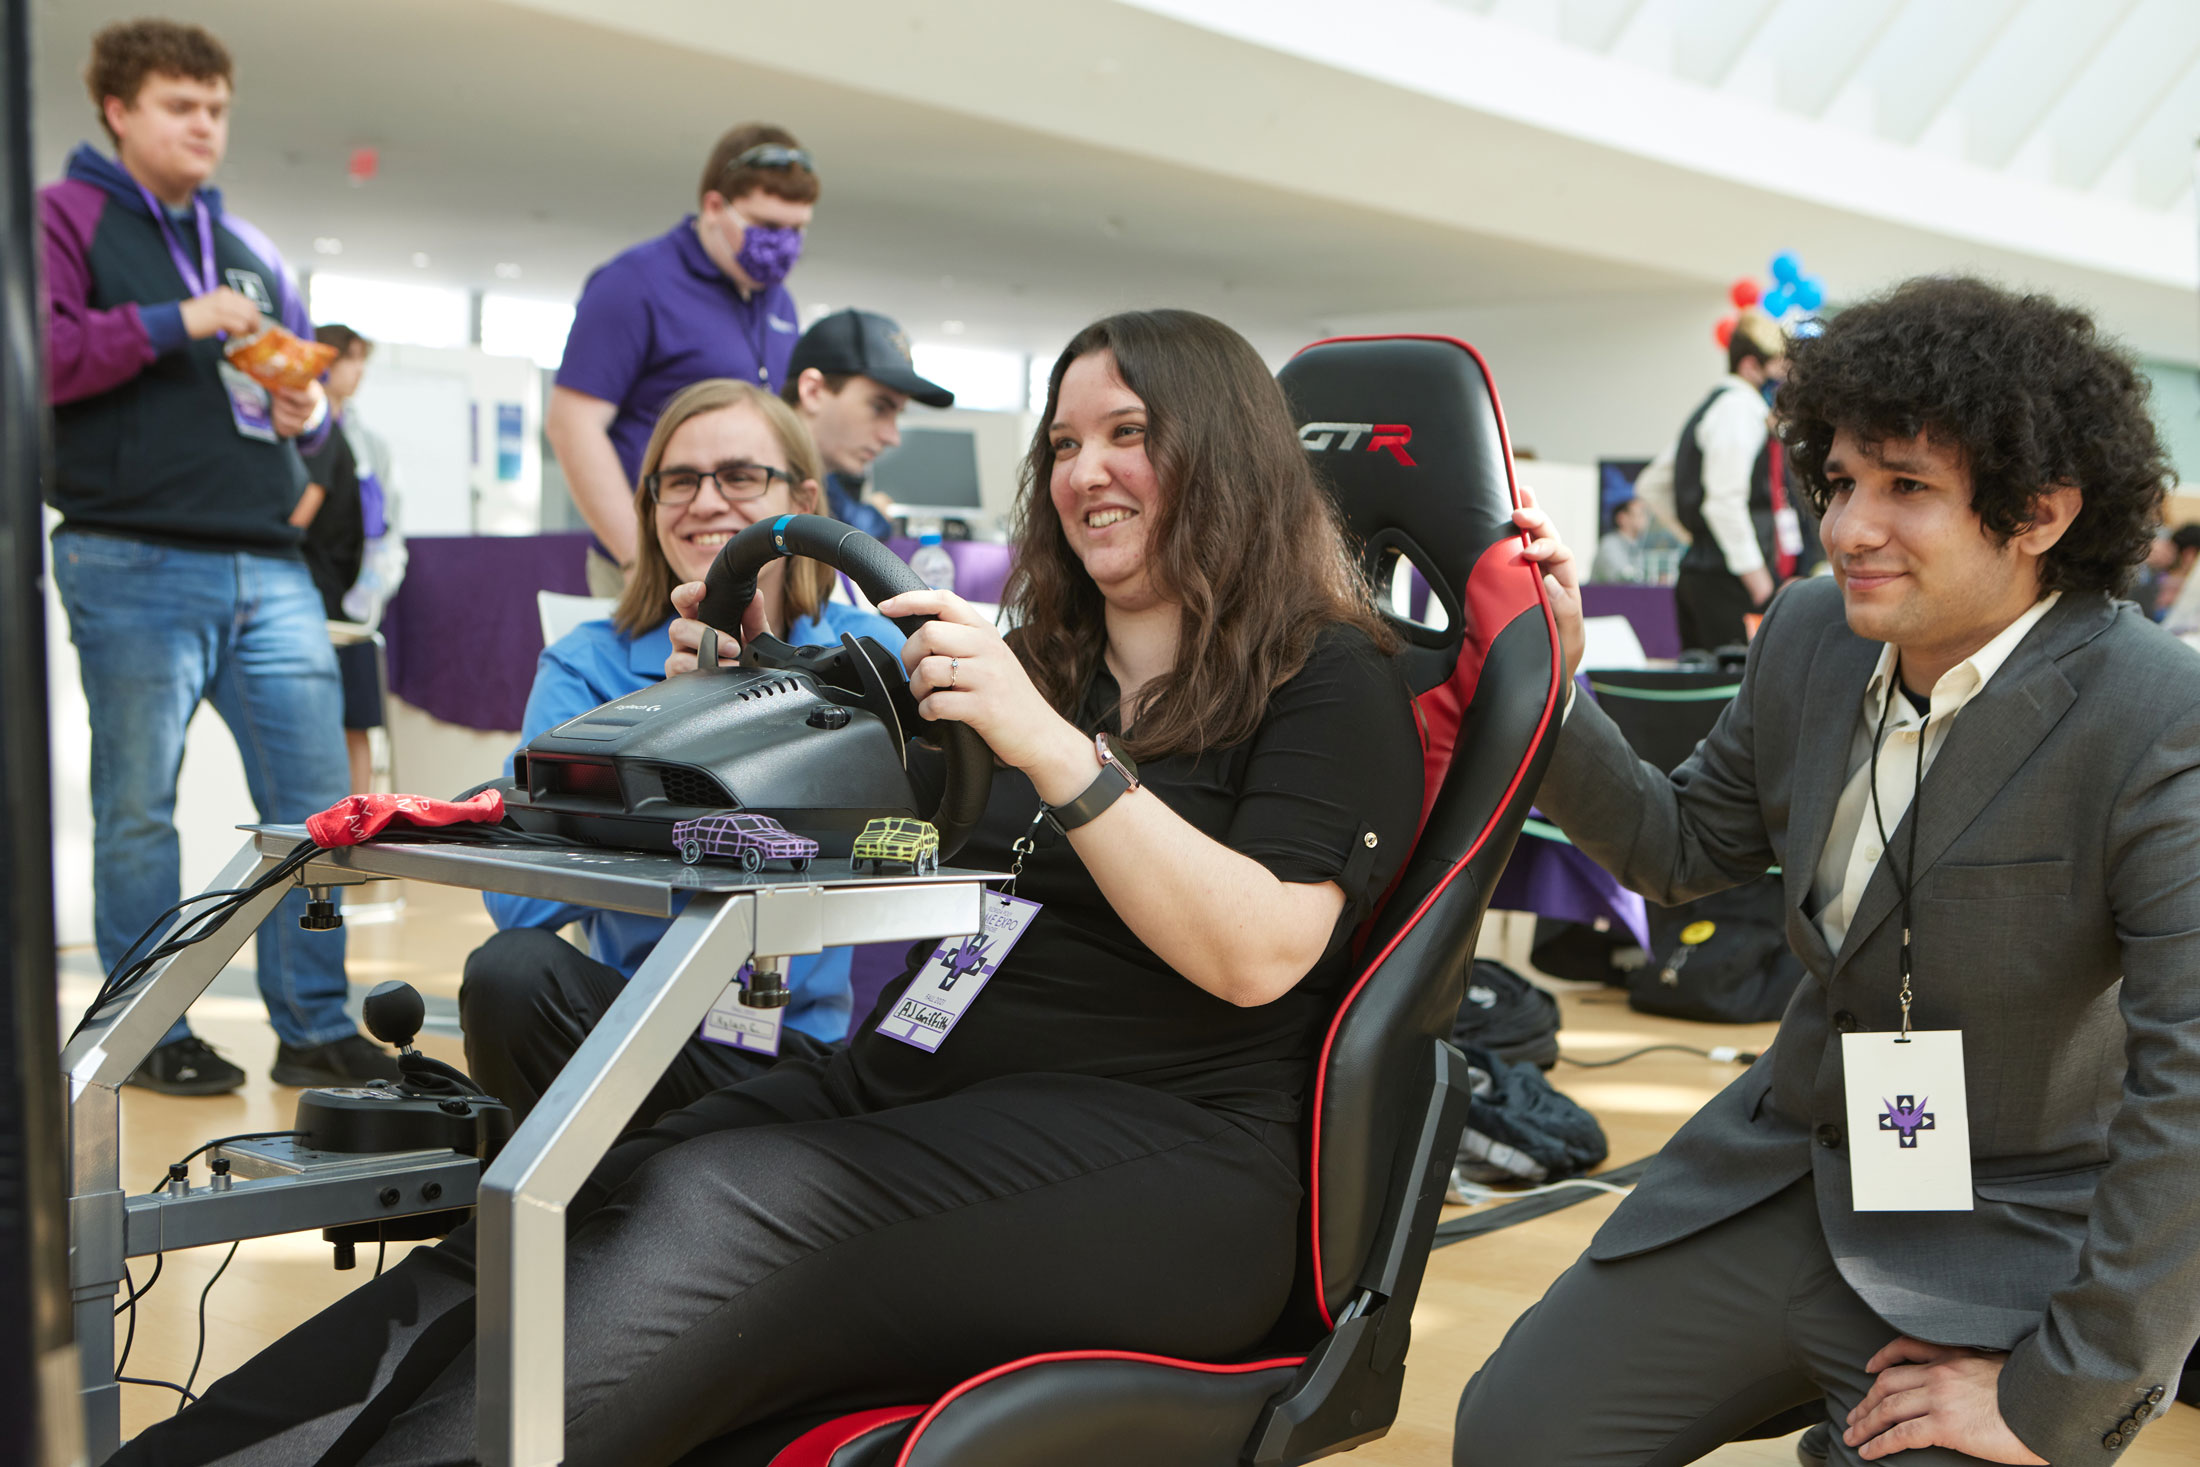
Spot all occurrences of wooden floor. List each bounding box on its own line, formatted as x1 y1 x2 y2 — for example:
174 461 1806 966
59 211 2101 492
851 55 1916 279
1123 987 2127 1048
66 896 2198 1463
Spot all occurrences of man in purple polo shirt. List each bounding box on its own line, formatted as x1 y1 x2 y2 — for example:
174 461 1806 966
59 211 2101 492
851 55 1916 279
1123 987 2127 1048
547 123 818 595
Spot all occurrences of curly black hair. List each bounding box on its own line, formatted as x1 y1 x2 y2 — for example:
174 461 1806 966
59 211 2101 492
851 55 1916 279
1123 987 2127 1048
1777 276 2172 596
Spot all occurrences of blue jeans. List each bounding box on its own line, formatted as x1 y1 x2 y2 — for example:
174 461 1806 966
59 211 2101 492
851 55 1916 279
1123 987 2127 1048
53 530 355 1048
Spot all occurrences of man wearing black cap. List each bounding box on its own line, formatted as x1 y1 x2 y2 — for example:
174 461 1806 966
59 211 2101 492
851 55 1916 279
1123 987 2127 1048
782 308 953 540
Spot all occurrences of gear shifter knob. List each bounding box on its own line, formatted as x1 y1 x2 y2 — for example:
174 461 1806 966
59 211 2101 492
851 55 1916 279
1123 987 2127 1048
362 980 425 1052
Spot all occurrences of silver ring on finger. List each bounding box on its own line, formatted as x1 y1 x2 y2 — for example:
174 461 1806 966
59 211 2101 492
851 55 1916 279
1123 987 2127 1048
946 656 960 690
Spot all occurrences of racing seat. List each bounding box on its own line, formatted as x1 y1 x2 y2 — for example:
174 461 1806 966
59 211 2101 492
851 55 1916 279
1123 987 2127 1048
702 335 1563 1466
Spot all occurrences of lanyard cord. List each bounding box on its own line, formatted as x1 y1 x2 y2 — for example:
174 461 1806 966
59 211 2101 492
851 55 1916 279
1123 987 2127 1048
1868 676 1928 1042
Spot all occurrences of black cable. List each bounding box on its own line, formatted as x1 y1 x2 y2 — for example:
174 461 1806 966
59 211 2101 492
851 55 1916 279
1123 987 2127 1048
178 1241 239 1413
72 838 322 1041
114 1253 162 1316
115 1259 144 1376
1557 1043 1758 1069
117 1376 198 1406
374 1225 387 1278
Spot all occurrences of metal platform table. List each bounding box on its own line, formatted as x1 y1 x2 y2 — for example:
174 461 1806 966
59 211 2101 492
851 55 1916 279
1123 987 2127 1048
65 823 991 1466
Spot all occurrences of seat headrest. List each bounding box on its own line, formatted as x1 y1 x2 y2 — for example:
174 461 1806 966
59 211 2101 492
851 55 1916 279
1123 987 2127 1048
1279 335 1525 697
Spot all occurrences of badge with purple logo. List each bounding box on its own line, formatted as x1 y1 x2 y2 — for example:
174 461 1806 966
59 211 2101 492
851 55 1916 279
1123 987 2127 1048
1841 1030 1972 1211
877 893 1041 1053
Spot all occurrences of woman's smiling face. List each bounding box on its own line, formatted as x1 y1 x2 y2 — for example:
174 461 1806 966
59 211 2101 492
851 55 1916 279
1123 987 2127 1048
1047 350 1165 607
653 402 805 587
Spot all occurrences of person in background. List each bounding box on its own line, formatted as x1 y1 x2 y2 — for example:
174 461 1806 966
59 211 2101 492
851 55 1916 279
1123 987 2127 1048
1589 495 1680 585
459 380 903 1120
782 308 955 540
296 324 385 793
43 19 396 1095
548 123 818 596
1635 312 1790 649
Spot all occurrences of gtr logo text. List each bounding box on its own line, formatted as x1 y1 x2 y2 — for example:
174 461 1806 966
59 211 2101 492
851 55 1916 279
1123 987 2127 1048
1298 421 1417 466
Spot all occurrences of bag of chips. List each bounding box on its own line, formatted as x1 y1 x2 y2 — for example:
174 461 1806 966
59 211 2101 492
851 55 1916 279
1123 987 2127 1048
223 323 338 391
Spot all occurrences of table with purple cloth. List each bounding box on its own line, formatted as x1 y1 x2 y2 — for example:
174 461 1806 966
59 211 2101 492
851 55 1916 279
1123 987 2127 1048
882 537 1014 603
382 532 594 731
1580 582 1680 660
1490 815 1649 949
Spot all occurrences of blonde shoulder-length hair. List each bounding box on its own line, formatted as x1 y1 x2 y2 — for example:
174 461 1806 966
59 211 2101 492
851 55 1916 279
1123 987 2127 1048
612 379 836 637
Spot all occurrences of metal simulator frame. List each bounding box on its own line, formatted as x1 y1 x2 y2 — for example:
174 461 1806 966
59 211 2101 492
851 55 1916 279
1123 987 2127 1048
64 824 989 1466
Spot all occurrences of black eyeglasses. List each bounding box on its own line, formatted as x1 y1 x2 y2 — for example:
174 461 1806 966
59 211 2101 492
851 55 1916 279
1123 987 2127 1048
644 461 792 506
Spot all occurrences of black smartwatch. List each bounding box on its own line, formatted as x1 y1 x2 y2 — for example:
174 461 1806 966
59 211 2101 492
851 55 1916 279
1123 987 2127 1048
1043 732 1140 834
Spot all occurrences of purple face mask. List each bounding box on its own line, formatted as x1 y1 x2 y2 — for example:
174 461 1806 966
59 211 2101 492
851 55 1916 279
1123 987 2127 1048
735 224 804 287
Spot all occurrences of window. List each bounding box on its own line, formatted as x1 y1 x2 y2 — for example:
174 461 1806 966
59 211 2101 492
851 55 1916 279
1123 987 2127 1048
911 344 1027 414
481 295 577 369
306 274 469 349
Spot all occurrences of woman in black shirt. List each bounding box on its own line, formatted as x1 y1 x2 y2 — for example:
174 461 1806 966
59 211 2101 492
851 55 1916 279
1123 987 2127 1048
122 310 1424 1467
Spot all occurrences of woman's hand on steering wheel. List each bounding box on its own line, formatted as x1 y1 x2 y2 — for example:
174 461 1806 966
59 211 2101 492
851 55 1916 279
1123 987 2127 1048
665 579 770 677
879 589 1087 784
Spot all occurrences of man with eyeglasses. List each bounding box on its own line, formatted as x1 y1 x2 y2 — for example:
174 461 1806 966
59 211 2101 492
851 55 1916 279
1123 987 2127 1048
548 123 819 596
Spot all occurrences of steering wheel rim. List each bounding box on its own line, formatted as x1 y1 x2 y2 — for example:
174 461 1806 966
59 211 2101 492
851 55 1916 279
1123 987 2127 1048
693 514 992 861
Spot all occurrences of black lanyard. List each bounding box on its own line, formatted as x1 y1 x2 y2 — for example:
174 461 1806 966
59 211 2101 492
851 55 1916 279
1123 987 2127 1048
1867 675 1928 1042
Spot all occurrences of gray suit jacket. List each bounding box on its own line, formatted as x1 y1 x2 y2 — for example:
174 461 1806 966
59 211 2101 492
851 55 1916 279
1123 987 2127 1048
1539 577 2200 1460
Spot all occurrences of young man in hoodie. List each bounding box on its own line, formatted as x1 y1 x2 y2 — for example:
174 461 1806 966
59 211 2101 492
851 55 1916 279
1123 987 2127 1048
44 19 397 1094
546 123 819 594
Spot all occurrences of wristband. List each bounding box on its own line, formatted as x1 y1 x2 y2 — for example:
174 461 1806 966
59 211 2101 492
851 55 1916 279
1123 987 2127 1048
1043 732 1140 834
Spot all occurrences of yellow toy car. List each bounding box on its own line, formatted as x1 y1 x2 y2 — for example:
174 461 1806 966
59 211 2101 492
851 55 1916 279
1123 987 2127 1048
851 817 940 874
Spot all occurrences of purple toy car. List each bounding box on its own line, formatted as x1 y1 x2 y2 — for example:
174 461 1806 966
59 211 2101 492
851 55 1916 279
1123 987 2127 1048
672 812 819 873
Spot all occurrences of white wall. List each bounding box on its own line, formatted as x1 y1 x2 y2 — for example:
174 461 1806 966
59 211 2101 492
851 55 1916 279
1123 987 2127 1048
1324 291 1723 468
350 343 544 536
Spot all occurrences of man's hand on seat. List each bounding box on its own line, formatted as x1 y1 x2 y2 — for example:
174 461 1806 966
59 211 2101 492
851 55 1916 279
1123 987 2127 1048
1844 1337 2046 1464
1512 487 1583 685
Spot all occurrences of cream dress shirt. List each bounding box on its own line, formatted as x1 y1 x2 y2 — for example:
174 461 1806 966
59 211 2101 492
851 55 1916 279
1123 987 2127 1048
1810 593 2060 951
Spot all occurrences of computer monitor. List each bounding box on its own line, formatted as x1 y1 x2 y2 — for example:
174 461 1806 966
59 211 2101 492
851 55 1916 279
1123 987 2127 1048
871 427 984 510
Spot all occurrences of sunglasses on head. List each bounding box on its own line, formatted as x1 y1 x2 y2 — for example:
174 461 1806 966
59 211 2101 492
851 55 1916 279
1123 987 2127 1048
734 144 814 173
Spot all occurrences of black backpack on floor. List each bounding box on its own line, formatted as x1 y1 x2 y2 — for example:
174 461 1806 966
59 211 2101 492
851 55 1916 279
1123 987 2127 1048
1629 875 1804 1024
1451 959 1561 1070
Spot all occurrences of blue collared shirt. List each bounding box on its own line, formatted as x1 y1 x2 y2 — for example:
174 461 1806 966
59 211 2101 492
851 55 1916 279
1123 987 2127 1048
484 601 904 1042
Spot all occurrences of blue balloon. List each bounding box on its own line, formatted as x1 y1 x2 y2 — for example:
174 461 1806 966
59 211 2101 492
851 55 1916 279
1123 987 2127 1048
1762 285 1794 317
1795 277 1825 312
1770 251 1802 285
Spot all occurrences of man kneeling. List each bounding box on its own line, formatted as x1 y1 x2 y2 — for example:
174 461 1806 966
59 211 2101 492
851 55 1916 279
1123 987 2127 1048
1456 277 2199 1465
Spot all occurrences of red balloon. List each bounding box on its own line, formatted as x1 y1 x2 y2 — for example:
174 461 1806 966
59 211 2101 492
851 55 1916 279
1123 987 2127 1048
1714 316 1737 349
348 147 379 183
1729 278 1760 309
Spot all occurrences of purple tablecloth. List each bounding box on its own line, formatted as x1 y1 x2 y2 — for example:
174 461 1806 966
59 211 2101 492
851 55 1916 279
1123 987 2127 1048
383 532 594 731
1580 583 1680 661
1491 824 1650 949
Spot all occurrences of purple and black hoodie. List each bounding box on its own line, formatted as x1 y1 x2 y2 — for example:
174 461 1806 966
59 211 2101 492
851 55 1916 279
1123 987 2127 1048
42 143 325 555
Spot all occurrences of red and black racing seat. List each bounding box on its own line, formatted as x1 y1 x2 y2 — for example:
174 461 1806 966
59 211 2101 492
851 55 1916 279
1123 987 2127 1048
705 334 1563 1466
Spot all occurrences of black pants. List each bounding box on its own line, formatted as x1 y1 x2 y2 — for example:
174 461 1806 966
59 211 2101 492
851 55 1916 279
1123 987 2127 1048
116 1052 1302 1467
1453 1179 1991 1466
456 926 839 1127
1673 565 1756 652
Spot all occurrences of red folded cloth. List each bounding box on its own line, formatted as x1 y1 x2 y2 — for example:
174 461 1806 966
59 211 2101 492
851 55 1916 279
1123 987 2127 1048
307 790 506 847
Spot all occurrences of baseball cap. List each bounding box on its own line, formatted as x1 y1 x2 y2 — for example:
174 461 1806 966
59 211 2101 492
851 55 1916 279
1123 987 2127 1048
788 310 954 409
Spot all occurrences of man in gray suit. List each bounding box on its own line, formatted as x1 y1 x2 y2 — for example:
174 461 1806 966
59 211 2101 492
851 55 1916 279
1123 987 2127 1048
1455 277 2199 1465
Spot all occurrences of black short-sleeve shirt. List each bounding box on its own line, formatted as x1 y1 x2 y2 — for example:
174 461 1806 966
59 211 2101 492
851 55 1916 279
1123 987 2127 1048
848 624 1424 1124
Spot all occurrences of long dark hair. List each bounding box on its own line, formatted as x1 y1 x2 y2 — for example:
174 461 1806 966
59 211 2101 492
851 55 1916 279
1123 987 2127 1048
1006 309 1394 758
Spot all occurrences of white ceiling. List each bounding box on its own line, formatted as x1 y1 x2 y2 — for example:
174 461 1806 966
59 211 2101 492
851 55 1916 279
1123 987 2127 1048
30 0 1689 364
30 0 2200 371
1446 0 2200 212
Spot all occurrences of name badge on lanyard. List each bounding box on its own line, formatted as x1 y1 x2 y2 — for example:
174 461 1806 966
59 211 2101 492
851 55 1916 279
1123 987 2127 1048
1841 675 1972 1211
876 892 1041 1053
1841 1030 1972 1210
142 186 276 442
701 963 784 1056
